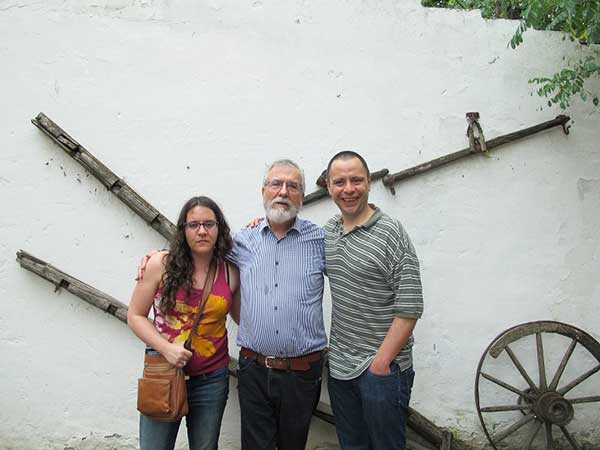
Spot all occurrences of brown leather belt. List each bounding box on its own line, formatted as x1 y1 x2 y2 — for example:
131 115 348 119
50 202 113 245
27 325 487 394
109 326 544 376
240 347 322 371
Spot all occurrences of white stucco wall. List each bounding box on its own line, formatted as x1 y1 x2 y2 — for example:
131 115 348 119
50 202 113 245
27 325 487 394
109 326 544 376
1 1 599 449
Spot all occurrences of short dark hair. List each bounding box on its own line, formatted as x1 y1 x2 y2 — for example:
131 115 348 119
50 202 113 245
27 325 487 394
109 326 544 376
326 150 371 180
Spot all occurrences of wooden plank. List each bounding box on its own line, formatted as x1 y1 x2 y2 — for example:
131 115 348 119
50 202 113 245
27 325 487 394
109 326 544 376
16 250 128 323
407 409 469 450
31 113 176 241
381 115 570 193
440 429 453 450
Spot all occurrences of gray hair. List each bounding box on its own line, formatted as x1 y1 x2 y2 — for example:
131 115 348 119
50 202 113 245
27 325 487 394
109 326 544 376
263 159 306 194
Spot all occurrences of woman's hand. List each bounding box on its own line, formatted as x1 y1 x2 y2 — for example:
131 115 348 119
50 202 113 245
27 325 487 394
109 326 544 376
163 342 193 369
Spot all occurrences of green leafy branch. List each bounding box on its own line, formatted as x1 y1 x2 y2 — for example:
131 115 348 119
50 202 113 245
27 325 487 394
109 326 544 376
422 0 600 110
530 53 600 109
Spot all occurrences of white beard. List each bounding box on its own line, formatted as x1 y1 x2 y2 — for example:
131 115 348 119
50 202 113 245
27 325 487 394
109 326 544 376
264 197 300 224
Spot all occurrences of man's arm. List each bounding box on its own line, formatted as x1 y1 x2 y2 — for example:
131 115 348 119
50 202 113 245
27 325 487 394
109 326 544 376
369 318 417 375
370 222 423 375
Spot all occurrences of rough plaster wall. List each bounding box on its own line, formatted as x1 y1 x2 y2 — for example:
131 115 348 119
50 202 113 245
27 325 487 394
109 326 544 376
0 0 599 448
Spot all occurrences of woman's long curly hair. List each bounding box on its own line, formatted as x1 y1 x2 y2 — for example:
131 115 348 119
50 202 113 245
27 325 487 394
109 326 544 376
159 196 232 313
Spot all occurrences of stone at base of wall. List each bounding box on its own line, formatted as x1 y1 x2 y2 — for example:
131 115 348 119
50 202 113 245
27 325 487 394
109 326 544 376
0 433 138 450
0 434 342 450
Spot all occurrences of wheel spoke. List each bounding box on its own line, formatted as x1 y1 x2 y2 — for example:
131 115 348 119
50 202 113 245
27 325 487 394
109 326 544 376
492 413 536 444
506 344 539 392
558 364 600 395
537 333 548 389
549 338 577 391
545 421 553 450
526 420 543 450
480 403 533 412
481 372 536 399
560 426 581 450
567 395 600 404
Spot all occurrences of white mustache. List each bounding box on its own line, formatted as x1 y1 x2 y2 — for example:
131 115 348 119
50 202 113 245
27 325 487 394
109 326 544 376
269 197 293 208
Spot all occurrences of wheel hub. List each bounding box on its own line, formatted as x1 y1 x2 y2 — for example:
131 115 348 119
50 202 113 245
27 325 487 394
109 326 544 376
535 391 574 426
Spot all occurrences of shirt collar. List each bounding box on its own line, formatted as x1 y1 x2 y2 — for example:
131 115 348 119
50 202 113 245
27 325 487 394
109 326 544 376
259 217 301 235
361 204 383 229
335 204 382 232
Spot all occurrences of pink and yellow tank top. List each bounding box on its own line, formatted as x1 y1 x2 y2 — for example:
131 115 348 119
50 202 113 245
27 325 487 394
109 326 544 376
152 259 232 376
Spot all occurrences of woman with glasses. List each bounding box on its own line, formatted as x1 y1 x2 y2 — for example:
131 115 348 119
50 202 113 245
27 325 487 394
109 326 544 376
128 196 240 450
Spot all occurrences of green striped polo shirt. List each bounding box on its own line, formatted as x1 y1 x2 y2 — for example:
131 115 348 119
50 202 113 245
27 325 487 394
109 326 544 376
324 206 424 380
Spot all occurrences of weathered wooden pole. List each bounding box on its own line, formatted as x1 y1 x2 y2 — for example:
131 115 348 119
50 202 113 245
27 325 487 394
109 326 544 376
16 250 128 323
381 115 570 194
31 113 177 240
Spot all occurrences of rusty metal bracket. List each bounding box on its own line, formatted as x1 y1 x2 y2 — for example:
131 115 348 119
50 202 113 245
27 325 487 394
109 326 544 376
466 112 487 153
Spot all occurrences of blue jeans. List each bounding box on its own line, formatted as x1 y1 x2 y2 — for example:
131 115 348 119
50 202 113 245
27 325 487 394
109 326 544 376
328 364 415 450
140 367 229 450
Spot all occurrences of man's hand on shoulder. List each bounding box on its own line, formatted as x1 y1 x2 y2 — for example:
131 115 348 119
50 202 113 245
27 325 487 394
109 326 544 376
135 250 168 281
245 216 264 228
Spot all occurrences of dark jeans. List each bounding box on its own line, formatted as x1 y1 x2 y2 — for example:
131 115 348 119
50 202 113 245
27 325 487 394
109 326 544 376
328 364 415 450
139 367 229 450
237 352 323 450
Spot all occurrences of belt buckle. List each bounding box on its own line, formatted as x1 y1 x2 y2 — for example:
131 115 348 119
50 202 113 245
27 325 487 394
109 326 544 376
264 356 277 369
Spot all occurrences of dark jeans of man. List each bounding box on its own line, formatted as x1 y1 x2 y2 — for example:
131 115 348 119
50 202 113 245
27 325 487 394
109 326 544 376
237 352 322 450
328 364 415 450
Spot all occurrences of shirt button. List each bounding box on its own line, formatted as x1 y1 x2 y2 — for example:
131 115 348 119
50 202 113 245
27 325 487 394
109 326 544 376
275 261 279 266
274 306 278 311
275 283 278 287
275 330 279 334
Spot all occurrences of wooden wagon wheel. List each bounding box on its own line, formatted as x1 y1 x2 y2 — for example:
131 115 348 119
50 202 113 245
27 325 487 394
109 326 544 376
475 321 600 449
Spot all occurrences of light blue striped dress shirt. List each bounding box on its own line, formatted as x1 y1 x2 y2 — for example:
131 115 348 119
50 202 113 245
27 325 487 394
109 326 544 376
228 218 327 357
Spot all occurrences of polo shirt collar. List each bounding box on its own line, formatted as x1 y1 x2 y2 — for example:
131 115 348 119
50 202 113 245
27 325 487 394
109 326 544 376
361 204 383 229
336 204 382 232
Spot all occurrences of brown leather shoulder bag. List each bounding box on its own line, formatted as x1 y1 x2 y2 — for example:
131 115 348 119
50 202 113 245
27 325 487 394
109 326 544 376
136 260 217 422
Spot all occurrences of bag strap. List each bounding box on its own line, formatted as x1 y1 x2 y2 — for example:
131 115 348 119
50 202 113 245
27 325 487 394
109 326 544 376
184 259 217 351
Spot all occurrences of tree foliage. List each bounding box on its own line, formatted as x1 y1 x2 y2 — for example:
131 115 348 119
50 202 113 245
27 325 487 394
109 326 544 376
422 0 600 109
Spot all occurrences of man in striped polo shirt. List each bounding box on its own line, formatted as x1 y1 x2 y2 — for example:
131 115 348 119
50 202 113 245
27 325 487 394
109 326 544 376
228 159 327 450
324 151 424 450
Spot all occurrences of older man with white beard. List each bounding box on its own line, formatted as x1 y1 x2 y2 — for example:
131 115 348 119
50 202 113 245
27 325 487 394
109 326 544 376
227 159 327 450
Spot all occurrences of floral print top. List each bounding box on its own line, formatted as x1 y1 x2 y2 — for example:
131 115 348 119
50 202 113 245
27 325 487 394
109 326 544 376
153 259 232 375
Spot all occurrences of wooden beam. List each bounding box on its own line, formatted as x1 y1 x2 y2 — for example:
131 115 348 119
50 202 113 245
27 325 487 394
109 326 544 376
31 113 177 241
381 115 570 194
16 250 128 323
